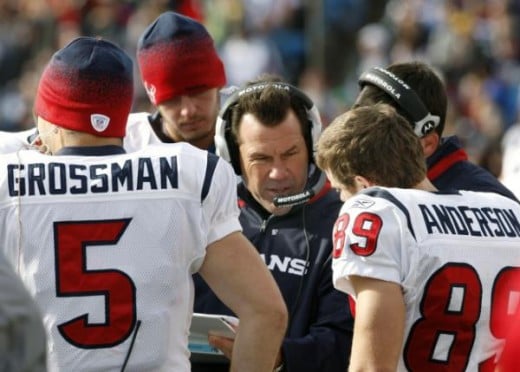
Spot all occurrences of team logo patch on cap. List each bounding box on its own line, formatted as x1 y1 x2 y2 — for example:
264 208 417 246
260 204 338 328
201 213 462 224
90 114 110 132
144 82 157 105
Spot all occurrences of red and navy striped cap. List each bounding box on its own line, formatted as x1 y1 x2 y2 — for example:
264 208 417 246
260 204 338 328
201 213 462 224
137 11 226 105
34 37 134 138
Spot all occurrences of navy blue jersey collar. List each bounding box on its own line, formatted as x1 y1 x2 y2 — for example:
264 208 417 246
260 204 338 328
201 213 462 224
433 188 461 195
55 145 126 156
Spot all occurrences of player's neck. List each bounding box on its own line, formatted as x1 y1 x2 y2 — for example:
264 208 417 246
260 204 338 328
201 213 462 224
61 132 123 148
190 135 214 151
414 178 438 192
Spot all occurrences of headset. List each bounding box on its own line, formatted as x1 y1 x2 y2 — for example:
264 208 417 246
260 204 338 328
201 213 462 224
357 66 441 137
214 82 326 207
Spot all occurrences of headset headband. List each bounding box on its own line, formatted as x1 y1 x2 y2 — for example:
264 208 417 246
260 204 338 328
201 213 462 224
358 67 440 137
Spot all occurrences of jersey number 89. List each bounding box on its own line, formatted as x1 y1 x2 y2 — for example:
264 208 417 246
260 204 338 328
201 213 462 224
333 212 520 371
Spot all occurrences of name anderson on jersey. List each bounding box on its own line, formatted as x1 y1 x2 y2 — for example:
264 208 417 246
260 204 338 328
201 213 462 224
7 156 178 196
419 203 520 238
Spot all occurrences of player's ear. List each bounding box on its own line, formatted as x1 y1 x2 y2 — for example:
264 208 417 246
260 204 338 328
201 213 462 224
420 131 440 158
354 175 373 190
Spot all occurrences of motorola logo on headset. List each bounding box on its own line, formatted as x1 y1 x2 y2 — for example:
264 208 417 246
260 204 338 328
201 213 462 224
371 66 412 90
358 66 441 138
238 83 290 97
214 82 326 207
421 120 436 135
361 73 402 100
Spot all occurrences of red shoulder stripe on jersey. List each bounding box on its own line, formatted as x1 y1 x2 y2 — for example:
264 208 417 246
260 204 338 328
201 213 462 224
308 179 332 204
427 148 468 181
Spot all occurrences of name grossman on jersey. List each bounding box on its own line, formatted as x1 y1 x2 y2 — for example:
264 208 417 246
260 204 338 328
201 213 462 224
419 203 520 238
7 156 179 196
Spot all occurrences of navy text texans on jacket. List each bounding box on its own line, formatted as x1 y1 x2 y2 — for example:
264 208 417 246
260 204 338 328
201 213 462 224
192 176 353 372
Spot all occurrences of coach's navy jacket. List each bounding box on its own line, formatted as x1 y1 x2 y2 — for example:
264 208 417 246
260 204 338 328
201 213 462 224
193 175 353 372
427 136 518 202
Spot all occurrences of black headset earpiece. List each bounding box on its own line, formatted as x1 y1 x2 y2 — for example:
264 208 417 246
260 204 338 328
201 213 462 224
358 66 440 137
214 82 323 175
214 90 242 174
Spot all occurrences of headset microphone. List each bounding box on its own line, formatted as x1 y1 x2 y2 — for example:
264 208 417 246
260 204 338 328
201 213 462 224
273 169 327 207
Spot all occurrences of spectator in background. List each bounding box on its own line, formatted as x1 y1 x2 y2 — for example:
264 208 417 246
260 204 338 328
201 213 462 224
477 136 503 178
193 75 353 372
315 103 520 371
0 36 287 371
500 123 520 199
0 249 47 372
353 61 518 201
129 11 227 153
174 0 205 22
219 22 285 88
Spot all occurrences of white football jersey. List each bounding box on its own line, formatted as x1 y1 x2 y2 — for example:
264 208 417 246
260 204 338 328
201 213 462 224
0 128 37 154
0 142 241 372
123 112 163 152
332 187 520 371
0 112 159 155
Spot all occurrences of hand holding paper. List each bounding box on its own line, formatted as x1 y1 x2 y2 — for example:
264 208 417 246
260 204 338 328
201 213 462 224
189 313 239 363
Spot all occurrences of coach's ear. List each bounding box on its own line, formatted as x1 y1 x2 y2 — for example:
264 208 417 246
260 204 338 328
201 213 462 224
420 131 440 158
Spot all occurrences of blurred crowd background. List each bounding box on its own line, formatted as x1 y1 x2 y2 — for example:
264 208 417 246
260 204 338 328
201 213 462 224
0 0 519 176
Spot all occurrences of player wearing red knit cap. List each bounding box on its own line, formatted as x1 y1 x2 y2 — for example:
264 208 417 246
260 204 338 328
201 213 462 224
34 37 134 142
33 36 134 154
125 11 228 153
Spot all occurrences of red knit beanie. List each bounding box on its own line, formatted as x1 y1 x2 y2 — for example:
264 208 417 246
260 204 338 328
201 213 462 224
137 11 226 105
34 37 134 138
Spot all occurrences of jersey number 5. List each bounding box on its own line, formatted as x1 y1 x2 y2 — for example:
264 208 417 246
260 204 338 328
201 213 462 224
54 219 136 348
